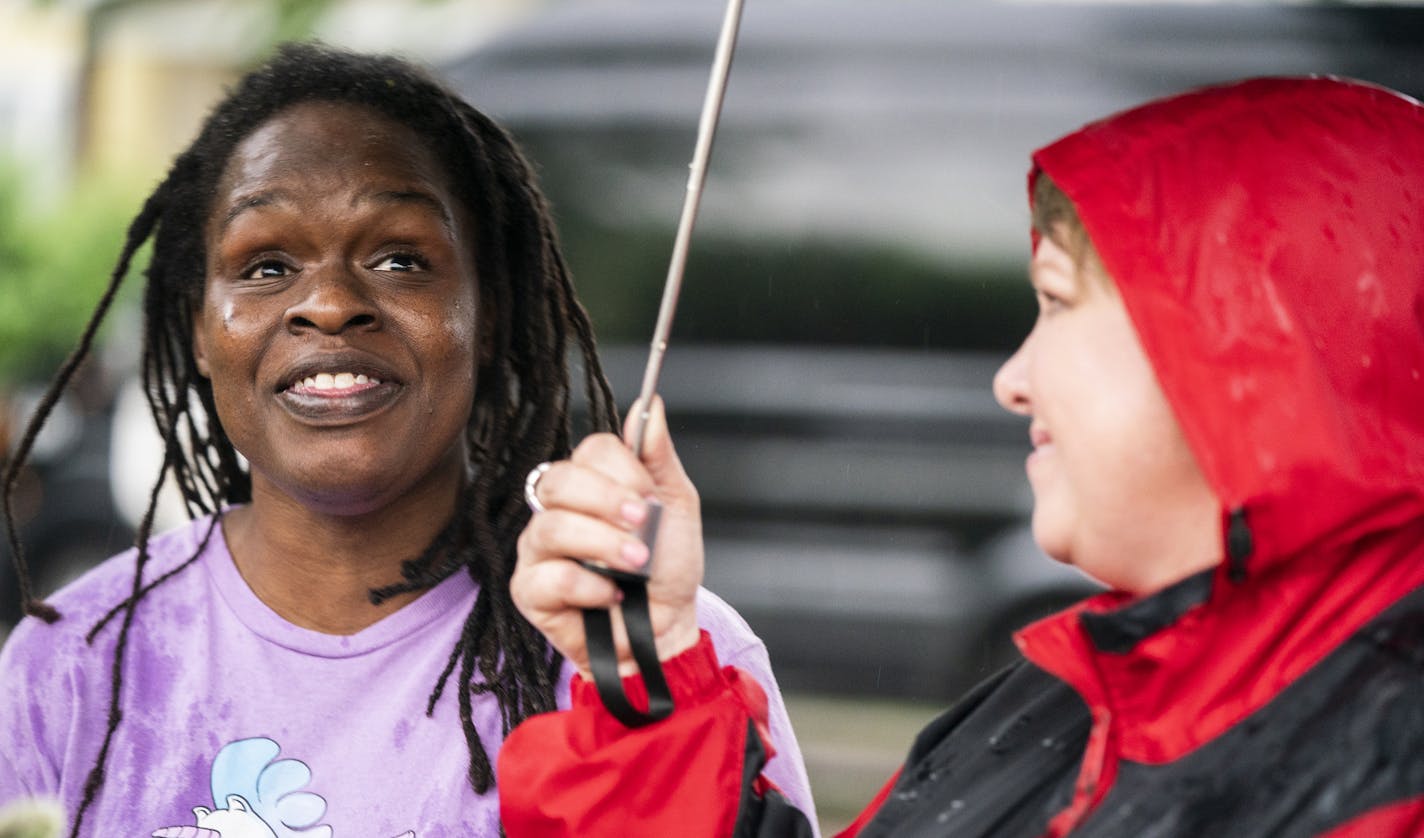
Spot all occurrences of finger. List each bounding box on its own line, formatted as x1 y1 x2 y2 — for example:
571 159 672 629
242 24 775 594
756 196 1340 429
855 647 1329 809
570 433 656 497
521 509 652 575
624 397 695 500
532 460 652 532
512 556 622 616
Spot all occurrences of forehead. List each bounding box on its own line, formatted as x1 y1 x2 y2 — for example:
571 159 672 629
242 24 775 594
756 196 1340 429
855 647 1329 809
213 100 460 219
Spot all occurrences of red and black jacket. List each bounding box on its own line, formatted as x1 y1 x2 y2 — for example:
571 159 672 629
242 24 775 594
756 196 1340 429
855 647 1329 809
500 77 1424 837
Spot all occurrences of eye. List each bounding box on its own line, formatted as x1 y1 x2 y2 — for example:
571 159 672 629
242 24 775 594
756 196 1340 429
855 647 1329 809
1035 288 1068 314
372 252 427 273
243 259 292 280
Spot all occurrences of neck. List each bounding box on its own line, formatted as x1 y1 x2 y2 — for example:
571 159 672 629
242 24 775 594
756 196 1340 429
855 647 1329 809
223 468 464 635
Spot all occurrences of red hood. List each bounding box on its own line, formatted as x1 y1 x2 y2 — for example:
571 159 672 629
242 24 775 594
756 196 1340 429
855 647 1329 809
1033 76 1424 568
1014 78 1424 792
1036 76 1424 570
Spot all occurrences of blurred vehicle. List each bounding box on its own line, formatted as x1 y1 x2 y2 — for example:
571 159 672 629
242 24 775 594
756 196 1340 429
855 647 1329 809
592 345 1095 699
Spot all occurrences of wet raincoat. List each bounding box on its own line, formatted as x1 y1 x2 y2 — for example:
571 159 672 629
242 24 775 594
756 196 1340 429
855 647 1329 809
498 77 1424 837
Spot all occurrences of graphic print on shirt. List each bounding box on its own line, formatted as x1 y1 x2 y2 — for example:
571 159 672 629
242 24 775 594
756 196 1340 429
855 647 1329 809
150 737 416 838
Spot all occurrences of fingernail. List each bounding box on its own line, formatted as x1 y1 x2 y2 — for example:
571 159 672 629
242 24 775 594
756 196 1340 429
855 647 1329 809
620 539 650 567
620 500 647 526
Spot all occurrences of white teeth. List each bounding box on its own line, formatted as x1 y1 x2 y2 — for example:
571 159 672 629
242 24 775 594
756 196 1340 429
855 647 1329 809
294 372 382 391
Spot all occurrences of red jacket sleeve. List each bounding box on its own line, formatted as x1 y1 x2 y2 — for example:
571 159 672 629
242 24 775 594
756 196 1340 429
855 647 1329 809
1318 798 1424 838
499 631 816 837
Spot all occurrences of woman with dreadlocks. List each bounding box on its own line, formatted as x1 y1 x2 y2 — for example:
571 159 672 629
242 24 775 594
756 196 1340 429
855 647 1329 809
0 43 813 836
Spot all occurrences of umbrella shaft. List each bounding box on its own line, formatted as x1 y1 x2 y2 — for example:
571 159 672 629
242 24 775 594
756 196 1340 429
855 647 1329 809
629 0 746 457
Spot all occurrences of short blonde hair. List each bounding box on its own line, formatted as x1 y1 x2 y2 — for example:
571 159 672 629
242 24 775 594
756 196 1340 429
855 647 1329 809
1031 173 1109 289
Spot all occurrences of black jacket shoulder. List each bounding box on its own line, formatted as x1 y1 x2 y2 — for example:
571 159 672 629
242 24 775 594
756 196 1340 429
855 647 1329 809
858 660 1089 838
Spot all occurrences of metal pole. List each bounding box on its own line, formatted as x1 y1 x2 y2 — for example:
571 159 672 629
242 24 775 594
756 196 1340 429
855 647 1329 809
627 0 746 457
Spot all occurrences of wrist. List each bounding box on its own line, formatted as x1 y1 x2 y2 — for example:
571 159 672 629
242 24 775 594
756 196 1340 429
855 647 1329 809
656 617 702 665
573 631 723 709
577 618 700 680
611 613 699 677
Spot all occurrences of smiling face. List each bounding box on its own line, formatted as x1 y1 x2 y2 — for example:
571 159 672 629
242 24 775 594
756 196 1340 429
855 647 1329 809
992 235 1221 595
193 100 481 517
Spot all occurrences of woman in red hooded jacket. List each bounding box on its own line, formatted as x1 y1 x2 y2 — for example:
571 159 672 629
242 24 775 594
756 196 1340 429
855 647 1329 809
498 76 1424 837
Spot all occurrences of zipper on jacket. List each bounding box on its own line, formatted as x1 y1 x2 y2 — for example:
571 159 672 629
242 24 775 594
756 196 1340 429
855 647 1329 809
1227 507 1253 583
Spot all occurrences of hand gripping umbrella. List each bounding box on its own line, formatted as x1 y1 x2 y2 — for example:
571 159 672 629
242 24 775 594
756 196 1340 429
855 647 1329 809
580 0 747 728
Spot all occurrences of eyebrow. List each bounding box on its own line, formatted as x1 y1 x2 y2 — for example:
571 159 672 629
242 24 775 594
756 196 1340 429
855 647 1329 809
365 190 457 240
216 188 458 240
219 190 291 232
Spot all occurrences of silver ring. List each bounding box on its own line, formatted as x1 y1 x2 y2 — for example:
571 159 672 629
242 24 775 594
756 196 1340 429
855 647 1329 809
524 462 553 513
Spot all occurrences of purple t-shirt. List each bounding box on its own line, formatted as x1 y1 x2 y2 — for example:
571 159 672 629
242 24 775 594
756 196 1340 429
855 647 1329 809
0 514 816 836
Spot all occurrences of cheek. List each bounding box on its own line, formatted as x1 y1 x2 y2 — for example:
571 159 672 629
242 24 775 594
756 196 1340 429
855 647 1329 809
451 285 482 366
219 299 238 331
424 319 479 445
440 308 479 376
1026 347 1144 518
415 295 480 399
1124 402 1204 500
202 310 263 376
195 293 276 418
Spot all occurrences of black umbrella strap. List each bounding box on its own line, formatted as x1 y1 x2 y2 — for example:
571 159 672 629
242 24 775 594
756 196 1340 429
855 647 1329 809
583 578 674 727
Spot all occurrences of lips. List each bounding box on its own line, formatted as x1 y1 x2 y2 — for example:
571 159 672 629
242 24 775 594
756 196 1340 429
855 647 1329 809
275 353 404 423
1026 422 1054 473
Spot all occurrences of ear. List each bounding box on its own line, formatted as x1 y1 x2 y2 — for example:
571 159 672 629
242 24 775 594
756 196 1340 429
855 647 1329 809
191 305 212 379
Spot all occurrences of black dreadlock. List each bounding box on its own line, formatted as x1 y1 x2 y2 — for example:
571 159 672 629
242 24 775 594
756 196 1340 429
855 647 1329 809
0 42 619 835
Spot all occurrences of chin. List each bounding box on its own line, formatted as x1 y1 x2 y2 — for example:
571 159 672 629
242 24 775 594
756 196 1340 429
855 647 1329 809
287 481 404 518
255 459 419 517
1028 512 1072 566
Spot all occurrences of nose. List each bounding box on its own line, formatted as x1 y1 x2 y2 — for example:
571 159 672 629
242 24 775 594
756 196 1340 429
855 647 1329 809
993 336 1032 417
285 263 379 335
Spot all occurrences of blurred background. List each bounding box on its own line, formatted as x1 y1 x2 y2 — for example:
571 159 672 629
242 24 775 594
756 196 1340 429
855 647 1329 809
2 0 1423 830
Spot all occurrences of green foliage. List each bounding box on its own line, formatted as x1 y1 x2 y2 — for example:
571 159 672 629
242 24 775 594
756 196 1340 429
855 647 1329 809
268 0 342 47
0 163 146 387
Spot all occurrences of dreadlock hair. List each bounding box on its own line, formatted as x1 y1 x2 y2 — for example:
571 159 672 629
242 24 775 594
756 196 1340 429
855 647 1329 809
0 42 619 835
